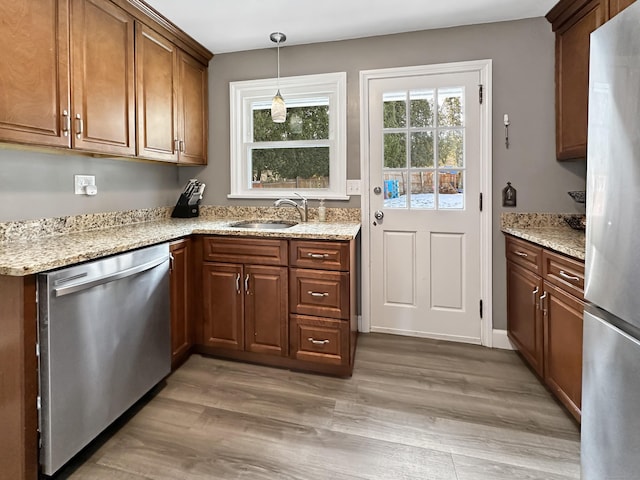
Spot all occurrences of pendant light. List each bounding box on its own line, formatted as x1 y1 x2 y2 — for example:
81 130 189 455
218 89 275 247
270 32 287 123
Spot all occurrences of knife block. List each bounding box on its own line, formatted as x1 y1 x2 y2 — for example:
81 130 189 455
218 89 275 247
171 193 200 218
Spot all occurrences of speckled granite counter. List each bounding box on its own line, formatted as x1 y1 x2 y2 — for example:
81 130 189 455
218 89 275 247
501 213 585 261
0 208 361 276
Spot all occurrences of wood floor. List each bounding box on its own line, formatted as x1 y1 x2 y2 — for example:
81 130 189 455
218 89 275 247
52 334 580 479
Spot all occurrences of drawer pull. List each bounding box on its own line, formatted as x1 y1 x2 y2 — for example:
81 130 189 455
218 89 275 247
307 291 329 297
307 337 330 345
514 251 528 257
559 270 580 283
307 253 329 259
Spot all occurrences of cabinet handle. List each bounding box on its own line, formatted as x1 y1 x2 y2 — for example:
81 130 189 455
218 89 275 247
62 110 70 137
307 337 330 346
235 273 241 294
174 139 180 152
559 270 580 283
307 291 329 297
245 274 250 295
532 286 539 308
169 253 174 272
514 251 528 257
180 140 185 152
75 114 83 139
307 253 329 259
539 292 548 315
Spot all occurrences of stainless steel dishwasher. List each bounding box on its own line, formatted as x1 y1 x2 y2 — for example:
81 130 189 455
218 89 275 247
37 243 171 476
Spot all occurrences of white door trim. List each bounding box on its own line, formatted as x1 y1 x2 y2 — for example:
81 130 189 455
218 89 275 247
359 60 494 347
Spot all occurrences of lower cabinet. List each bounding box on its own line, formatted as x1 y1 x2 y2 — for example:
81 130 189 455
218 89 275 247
196 235 358 376
542 281 584 420
202 262 288 356
170 238 191 369
505 235 584 422
506 261 544 377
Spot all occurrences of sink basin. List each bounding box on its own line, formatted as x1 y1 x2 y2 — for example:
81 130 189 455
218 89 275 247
230 220 298 230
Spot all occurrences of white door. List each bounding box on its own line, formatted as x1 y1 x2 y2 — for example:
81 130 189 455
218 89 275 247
369 69 483 344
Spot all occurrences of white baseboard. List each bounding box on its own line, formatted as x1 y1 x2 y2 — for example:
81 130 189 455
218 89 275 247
492 329 515 350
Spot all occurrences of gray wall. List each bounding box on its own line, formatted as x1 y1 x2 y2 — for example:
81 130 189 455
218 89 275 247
188 16 587 331
0 16 586 331
0 147 184 222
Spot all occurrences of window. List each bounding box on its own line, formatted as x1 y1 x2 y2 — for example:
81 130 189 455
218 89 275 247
382 87 465 210
229 72 347 199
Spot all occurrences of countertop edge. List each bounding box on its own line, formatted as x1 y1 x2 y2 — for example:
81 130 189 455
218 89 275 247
502 226 585 261
0 220 361 277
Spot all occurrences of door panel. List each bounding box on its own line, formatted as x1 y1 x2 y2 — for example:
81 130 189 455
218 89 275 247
383 231 416 305
431 232 463 310
370 70 482 343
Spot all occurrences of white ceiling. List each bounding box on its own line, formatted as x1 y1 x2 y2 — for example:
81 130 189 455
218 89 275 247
144 0 557 54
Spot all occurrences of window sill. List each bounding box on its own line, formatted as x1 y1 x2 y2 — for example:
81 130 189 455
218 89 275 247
227 193 350 201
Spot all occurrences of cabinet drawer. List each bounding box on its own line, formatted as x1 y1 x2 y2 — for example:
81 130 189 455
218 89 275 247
289 268 349 319
506 236 542 273
202 236 287 266
543 250 585 299
289 240 350 271
290 315 349 366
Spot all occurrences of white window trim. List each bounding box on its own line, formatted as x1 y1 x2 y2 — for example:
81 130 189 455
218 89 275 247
229 72 348 200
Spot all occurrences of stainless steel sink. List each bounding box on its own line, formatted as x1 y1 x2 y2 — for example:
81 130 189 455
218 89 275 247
229 220 298 229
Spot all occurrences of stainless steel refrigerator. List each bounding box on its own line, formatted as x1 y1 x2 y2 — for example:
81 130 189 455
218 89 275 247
583 3 640 478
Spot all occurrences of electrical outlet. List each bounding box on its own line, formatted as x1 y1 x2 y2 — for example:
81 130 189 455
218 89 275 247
346 179 361 196
74 175 96 195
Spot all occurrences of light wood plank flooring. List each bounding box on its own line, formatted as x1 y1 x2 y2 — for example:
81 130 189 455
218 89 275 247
52 334 580 479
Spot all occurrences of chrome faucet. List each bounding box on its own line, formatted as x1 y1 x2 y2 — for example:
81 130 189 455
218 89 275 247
274 193 308 222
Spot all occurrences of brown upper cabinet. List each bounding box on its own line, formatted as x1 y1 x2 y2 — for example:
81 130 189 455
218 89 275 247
609 0 636 16
547 0 635 161
176 52 208 165
71 0 136 156
0 0 211 164
136 23 178 162
0 0 71 148
136 24 208 164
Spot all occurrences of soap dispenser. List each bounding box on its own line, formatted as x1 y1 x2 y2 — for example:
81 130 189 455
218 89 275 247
318 199 326 222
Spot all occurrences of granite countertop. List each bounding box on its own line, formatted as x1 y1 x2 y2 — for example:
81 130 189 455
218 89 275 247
501 213 585 261
0 218 361 276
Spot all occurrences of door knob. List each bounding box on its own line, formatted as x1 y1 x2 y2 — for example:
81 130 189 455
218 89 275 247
374 210 384 220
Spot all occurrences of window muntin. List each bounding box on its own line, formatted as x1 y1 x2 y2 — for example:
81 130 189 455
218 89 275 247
230 73 347 199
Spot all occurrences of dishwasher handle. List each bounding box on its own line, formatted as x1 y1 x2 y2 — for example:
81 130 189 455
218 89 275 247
53 255 169 297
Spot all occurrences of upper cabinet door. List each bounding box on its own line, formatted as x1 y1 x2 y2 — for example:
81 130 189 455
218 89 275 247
609 0 636 17
554 0 605 160
136 23 178 162
0 0 71 148
177 51 208 165
70 0 135 155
